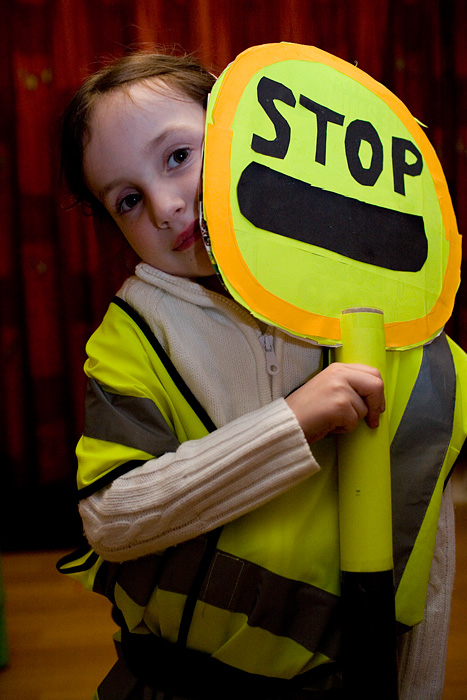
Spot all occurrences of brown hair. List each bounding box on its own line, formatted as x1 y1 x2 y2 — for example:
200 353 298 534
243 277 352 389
60 51 216 211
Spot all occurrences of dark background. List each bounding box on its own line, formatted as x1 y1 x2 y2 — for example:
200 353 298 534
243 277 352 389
1 0 466 550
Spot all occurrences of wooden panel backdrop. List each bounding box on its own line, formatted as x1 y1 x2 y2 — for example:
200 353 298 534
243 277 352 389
1 0 466 549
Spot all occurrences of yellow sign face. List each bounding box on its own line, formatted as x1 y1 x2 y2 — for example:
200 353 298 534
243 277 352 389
203 43 461 348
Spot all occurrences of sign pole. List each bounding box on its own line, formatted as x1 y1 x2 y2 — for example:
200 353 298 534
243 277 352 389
336 308 398 699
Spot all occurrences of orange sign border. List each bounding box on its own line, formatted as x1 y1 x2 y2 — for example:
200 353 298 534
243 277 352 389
203 43 461 348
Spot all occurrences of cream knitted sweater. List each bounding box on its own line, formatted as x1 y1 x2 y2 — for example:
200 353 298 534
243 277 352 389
79 262 455 700
80 263 325 558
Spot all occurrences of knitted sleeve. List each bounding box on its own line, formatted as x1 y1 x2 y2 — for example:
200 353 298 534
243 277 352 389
79 398 319 561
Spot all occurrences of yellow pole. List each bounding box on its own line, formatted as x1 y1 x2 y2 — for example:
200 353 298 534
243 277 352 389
336 308 393 572
335 307 398 699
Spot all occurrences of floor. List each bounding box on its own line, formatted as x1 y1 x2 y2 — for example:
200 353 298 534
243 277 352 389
0 505 465 700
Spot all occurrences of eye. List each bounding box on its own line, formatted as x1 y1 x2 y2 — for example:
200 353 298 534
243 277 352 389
117 193 142 214
167 148 191 169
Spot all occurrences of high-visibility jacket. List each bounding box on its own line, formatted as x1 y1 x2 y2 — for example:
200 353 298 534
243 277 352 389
58 296 467 683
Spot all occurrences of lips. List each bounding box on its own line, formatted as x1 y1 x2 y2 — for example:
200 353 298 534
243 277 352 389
173 221 201 251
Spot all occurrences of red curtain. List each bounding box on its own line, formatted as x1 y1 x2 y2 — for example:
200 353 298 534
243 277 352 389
1 0 466 548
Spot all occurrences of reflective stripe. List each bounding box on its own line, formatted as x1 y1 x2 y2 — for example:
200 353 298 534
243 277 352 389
83 378 180 457
93 555 167 607
391 333 455 587
197 549 340 659
110 535 340 660
60 535 339 658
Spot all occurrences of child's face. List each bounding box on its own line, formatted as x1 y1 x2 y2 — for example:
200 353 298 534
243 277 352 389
83 80 214 279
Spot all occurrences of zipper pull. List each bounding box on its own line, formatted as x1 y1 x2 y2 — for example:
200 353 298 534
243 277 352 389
260 334 280 375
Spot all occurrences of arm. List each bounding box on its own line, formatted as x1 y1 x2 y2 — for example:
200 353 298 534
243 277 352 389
79 398 318 561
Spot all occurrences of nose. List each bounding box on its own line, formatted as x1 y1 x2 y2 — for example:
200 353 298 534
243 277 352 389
146 184 185 229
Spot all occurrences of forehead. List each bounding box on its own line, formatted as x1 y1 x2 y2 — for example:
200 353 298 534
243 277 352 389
89 79 204 133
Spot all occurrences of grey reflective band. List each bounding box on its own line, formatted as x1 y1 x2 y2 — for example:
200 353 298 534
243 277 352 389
391 333 455 588
93 555 161 606
97 535 341 661
83 378 181 457
197 548 340 659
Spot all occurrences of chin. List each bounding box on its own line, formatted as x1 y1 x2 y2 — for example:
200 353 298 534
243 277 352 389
192 254 216 278
196 264 217 278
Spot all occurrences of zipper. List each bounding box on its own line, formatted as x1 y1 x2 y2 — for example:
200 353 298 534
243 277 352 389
207 289 281 378
260 334 280 375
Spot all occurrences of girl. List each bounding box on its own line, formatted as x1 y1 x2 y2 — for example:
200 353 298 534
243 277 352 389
59 51 460 700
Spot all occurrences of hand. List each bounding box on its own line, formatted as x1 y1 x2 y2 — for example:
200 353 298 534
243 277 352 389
285 363 385 444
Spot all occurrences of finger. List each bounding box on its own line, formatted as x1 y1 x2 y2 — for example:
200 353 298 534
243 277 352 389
340 363 382 378
346 368 385 429
331 392 369 434
362 382 385 429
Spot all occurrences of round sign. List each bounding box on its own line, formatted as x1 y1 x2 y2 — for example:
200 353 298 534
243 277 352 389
202 43 461 349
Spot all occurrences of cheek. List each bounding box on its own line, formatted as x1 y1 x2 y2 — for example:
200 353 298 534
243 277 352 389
115 222 144 258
